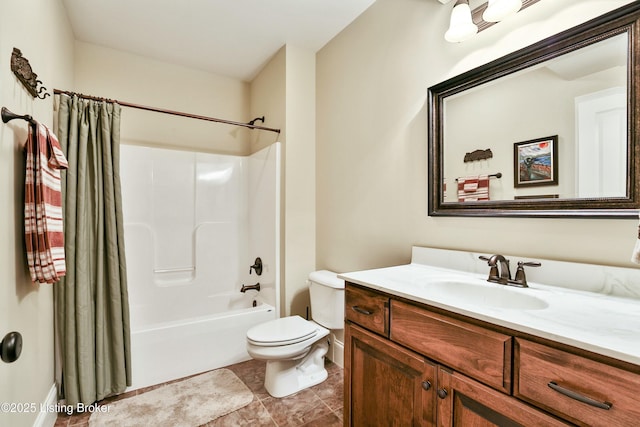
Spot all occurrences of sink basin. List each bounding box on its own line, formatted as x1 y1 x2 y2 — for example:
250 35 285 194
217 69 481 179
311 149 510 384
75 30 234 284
425 279 549 310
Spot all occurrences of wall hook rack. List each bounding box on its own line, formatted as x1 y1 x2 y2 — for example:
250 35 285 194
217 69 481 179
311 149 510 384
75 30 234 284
11 48 50 99
464 148 493 163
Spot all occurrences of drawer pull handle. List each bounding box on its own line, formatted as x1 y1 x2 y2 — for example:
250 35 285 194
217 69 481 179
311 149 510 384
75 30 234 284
351 306 373 315
547 381 612 410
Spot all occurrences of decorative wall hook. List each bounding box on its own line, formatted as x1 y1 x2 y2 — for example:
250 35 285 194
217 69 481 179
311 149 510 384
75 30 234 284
11 48 50 99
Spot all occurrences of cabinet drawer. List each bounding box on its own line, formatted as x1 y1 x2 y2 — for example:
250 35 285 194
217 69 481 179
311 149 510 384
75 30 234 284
391 300 512 393
515 338 640 427
345 284 389 336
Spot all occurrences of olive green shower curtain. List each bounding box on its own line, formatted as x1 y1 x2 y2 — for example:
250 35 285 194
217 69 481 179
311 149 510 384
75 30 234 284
54 95 131 406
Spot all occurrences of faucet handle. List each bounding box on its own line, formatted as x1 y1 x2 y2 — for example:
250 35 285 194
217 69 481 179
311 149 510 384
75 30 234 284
509 261 541 287
249 257 263 275
479 255 492 264
519 261 541 268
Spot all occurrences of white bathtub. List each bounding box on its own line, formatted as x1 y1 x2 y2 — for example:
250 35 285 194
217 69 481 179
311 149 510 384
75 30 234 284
128 294 276 391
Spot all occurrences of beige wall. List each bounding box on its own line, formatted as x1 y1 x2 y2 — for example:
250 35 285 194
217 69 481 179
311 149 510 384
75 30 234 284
250 47 286 153
316 0 639 273
251 48 289 315
283 46 317 318
251 45 317 318
74 42 252 155
0 0 74 426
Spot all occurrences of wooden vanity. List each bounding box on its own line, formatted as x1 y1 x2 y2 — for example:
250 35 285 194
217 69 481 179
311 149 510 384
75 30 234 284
344 282 640 426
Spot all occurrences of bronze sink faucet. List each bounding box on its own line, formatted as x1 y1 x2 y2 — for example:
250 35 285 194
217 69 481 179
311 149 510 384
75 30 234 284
480 255 541 288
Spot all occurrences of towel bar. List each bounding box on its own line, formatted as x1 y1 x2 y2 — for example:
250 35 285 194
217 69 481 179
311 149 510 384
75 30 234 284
455 172 502 181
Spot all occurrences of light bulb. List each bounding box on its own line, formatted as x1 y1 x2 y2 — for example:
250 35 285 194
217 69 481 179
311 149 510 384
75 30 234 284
445 0 478 43
483 0 523 23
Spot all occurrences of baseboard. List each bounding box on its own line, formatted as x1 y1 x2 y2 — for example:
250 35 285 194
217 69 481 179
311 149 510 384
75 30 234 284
33 384 57 427
329 334 344 368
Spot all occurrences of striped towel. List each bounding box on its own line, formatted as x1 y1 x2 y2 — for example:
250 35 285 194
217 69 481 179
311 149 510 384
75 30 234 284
457 175 490 202
24 122 68 284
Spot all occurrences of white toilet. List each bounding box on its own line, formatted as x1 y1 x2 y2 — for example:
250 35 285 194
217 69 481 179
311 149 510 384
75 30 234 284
246 270 344 398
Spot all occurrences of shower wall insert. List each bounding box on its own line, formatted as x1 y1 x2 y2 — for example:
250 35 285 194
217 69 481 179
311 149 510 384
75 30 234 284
120 142 281 391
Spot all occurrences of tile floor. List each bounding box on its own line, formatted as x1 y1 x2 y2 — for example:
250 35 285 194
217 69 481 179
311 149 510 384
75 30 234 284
54 359 343 427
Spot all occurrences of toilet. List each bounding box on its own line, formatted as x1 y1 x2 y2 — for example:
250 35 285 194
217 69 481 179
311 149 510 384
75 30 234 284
246 270 344 398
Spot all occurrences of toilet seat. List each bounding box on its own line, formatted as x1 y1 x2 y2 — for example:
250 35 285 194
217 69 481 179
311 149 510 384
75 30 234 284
247 315 318 347
246 319 330 361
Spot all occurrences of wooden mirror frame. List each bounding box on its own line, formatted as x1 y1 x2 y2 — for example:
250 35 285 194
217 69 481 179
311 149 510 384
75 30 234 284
428 2 640 218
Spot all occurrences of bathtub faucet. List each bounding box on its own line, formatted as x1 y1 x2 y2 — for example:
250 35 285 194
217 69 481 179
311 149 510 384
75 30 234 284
241 283 261 293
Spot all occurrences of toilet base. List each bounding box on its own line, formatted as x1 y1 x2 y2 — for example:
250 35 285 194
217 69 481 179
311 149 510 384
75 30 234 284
264 339 329 398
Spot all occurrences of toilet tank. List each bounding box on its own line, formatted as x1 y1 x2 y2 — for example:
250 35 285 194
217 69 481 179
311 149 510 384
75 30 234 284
308 270 345 329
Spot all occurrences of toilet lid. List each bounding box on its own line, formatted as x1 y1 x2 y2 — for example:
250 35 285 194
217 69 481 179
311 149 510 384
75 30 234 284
247 315 318 347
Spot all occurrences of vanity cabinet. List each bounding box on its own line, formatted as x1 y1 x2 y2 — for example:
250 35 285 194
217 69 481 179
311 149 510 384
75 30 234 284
344 282 639 426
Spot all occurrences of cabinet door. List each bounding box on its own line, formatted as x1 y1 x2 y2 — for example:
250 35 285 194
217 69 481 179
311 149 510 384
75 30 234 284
437 369 570 427
346 322 437 427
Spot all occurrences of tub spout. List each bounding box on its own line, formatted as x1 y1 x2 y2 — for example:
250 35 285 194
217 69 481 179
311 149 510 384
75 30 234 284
241 283 260 293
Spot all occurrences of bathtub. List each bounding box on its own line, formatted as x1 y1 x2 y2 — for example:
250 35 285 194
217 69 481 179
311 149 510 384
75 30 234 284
128 293 276 391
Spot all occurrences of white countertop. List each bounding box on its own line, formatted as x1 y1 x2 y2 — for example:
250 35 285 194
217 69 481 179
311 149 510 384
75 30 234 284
339 251 640 366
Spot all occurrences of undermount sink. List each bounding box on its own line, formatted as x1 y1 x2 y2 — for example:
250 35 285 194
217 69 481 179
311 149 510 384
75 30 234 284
425 279 549 310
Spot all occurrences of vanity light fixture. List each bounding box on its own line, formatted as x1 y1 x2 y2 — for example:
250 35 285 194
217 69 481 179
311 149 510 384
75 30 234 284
444 0 540 43
483 0 522 22
445 0 478 43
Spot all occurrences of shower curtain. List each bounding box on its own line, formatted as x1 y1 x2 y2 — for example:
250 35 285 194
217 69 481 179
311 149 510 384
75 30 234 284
54 95 131 405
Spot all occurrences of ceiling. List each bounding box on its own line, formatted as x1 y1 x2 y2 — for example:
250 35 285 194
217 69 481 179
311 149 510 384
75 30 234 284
61 0 376 82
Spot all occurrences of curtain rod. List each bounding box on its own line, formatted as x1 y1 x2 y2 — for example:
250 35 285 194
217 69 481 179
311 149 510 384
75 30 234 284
53 89 281 134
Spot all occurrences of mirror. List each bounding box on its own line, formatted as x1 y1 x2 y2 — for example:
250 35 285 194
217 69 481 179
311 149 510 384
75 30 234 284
428 3 640 218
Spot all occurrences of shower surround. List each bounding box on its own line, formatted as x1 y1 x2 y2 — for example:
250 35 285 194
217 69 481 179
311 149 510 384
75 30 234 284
120 142 281 390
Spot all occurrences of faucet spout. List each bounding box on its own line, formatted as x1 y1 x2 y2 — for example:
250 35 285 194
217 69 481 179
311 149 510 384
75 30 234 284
485 254 511 284
241 283 261 293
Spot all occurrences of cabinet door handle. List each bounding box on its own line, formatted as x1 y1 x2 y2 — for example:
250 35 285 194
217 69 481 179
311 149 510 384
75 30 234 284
437 388 448 399
351 305 373 315
421 380 431 391
547 381 612 410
